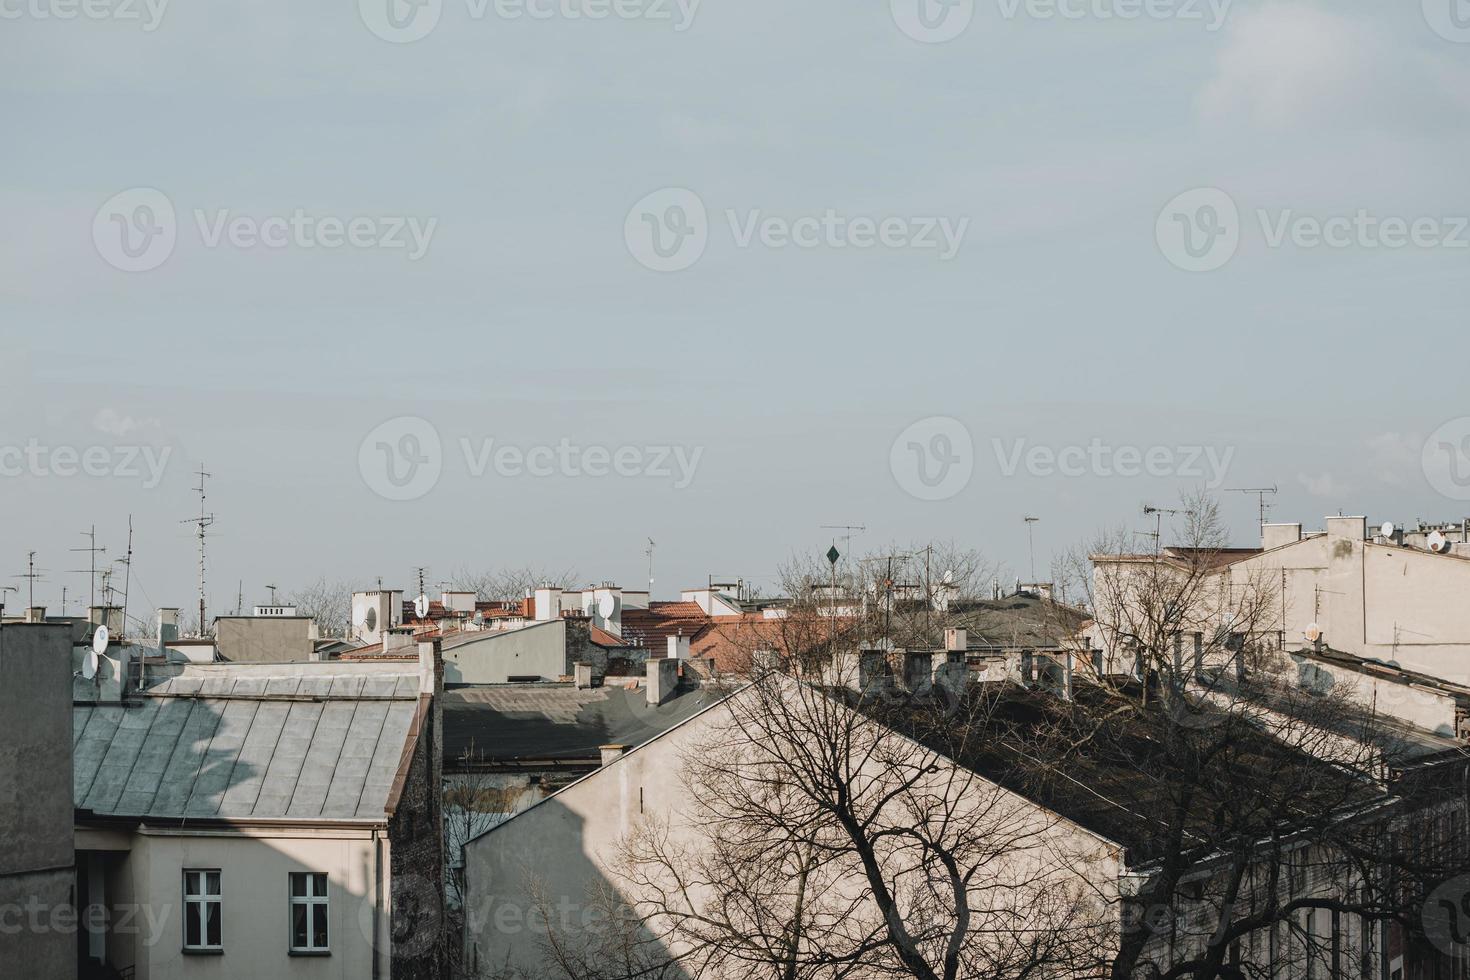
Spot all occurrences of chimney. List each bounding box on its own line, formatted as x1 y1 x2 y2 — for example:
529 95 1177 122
752 648 782 673
156 608 180 645
418 638 444 699
574 662 595 690
24 606 45 624
944 628 967 652
89 606 123 633
599 744 627 767
902 650 933 693
383 629 415 654
1262 523 1303 551
533 585 562 622
646 656 679 706
933 651 967 696
666 634 691 660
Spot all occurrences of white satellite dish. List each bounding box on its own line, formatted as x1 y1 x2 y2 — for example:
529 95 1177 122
1303 623 1322 643
1429 531 1449 553
92 625 110 655
1380 521 1396 539
414 594 430 619
81 648 99 680
597 594 616 621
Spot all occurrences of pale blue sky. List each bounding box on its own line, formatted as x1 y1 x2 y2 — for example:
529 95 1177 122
3 0 1468 615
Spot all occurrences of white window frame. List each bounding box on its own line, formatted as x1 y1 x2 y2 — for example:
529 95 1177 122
289 872 330 954
182 869 222 952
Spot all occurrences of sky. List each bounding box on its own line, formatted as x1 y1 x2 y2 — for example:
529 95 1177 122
2 0 1468 620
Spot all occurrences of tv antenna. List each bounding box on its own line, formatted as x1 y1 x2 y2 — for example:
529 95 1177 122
1141 504 1185 555
1226 486 1278 527
1023 516 1040 582
645 538 655 593
113 517 133 639
821 524 866 558
180 465 215 636
266 583 279 605
13 551 44 609
69 526 107 611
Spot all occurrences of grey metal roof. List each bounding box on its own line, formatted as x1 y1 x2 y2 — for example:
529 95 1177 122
73 673 421 822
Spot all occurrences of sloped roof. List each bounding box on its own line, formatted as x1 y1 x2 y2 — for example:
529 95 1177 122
73 672 422 823
443 680 719 763
620 602 712 650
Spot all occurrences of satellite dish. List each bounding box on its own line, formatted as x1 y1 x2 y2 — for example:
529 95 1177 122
472 611 484 625
82 648 99 680
1304 623 1322 643
1380 521 1396 539
597 594 616 620
1428 531 1448 553
363 607 377 631
92 625 110 655
414 594 430 619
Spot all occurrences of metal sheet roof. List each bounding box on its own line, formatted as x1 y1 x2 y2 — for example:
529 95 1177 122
73 673 421 822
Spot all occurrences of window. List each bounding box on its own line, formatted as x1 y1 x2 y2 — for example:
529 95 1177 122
183 870 222 952
290 873 329 953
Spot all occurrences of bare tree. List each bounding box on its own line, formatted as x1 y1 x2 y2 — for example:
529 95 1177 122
287 576 356 637
1050 491 1470 980
453 565 579 602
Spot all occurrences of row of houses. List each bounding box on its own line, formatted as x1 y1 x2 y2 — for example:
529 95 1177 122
4 514 1470 978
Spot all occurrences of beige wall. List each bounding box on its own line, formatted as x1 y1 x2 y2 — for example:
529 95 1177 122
463 691 1124 977
443 619 569 684
215 617 319 664
114 825 390 980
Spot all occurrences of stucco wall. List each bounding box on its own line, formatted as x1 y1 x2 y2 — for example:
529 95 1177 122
0 622 76 978
122 826 389 980
215 616 318 664
463 690 1124 977
443 620 570 684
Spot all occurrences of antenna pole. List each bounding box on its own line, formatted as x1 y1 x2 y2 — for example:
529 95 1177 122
1023 517 1040 582
1225 486 1279 527
70 526 106 613
118 517 133 639
180 466 215 636
646 538 655 595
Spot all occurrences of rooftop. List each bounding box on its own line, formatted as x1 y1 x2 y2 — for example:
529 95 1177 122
73 669 423 824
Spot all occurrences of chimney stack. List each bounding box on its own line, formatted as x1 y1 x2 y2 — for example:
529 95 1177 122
647 656 679 706
666 634 691 660
156 608 180 645
599 744 627 767
24 607 45 624
944 628 967 652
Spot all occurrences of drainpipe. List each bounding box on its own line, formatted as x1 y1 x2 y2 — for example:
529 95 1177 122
372 829 382 980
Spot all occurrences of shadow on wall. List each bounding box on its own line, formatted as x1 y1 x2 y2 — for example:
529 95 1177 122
464 797 689 980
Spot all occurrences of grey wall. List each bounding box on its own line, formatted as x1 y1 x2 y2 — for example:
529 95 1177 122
0 622 76 978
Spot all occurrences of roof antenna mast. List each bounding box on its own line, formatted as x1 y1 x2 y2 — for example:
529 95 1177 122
1225 486 1279 528
181 465 215 637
